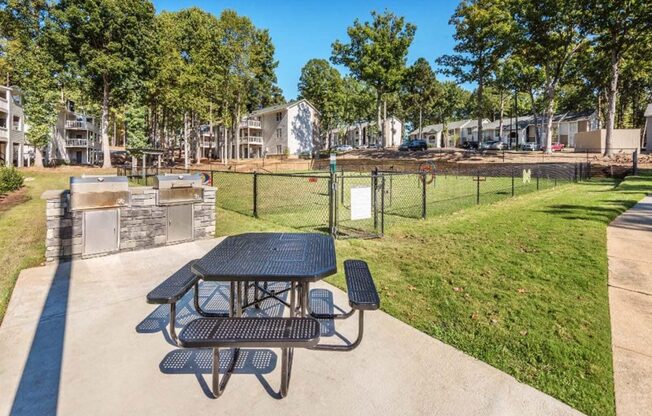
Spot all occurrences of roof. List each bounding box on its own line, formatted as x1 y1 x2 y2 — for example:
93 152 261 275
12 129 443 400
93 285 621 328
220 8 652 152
552 110 595 122
329 115 403 134
250 99 320 116
644 104 652 117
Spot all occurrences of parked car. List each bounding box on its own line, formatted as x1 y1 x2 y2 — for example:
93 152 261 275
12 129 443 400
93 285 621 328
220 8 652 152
355 144 368 149
488 141 508 150
367 143 382 149
334 144 353 152
408 140 428 151
542 142 565 152
398 142 410 151
460 141 479 150
521 142 540 151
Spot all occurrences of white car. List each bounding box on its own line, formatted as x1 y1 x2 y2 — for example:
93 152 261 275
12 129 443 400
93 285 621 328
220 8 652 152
335 145 353 152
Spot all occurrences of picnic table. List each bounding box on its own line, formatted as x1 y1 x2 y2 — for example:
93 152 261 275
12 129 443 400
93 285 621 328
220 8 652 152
191 232 337 317
147 232 379 398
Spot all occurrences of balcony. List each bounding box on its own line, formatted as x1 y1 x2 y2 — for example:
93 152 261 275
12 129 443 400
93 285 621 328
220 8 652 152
66 138 89 147
241 136 263 145
66 120 97 131
0 127 7 139
239 119 262 129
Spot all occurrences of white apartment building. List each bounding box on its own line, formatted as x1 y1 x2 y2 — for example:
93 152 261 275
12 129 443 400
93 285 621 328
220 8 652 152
50 100 101 165
409 119 489 147
201 99 321 160
0 86 27 167
328 116 403 148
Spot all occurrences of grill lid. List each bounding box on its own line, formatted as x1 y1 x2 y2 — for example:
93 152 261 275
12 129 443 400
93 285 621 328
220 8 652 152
69 175 130 210
153 174 202 190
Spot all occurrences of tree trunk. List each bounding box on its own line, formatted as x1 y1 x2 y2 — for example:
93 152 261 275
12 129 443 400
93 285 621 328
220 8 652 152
34 147 44 168
382 99 387 147
234 97 241 161
543 86 556 153
529 88 541 145
418 107 423 141
605 50 619 156
476 75 484 142
101 75 112 168
498 90 504 142
183 112 189 170
376 93 382 146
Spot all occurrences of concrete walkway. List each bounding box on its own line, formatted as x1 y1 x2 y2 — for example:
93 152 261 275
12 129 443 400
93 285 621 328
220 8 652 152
608 196 652 416
0 239 582 416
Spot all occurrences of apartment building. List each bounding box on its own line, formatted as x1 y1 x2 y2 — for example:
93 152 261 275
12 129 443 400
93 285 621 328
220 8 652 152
328 116 403 148
409 119 488 147
50 100 101 165
0 86 27 167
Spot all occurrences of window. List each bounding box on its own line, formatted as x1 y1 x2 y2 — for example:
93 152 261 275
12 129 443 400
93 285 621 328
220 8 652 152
276 145 283 154
276 111 283 121
467 128 473 134
276 128 282 139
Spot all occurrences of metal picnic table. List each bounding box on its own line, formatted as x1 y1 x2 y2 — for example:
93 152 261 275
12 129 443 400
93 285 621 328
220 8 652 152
191 232 337 318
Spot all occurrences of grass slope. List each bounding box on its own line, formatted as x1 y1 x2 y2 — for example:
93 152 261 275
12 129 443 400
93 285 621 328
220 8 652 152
217 175 652 416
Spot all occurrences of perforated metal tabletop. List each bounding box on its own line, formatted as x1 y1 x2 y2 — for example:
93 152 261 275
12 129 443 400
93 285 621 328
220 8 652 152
191 233 337 282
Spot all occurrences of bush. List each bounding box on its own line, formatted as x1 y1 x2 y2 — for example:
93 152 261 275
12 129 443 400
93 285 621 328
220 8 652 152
0 167 24 195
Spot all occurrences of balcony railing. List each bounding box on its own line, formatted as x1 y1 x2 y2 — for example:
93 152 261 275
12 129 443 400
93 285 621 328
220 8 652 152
66 138 89 147
239 119 262 129
66 120 97 130
0 127 8 139
241 136 263 145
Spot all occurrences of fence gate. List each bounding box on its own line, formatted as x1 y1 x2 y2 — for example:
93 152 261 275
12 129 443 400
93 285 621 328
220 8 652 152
332 172 384 239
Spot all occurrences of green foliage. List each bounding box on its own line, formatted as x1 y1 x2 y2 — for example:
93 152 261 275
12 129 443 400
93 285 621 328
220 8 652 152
125 103 148 153
401 58 440 130
298 59 344 137
0 167 24 194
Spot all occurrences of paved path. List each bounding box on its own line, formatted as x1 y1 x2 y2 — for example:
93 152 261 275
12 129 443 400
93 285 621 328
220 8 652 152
0 239 582 416
608 195 652 416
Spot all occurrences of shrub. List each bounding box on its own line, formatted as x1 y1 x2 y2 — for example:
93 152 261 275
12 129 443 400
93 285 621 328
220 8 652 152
0 167 24 195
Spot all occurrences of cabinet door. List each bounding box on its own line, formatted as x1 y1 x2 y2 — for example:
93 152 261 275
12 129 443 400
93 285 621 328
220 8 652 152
167 204 193 243
83 209 119 255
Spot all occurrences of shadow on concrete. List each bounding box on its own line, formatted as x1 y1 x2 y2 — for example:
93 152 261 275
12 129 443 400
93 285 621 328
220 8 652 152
10 260 72 416
159 348 278 398
539 200 641 224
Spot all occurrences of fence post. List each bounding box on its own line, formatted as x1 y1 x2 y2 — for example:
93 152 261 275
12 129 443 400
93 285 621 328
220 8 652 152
476 174 480 205
253 171 258 217
421 172 427 219
536 169 540 190
511 169 515 197
380 175 385 236
328 172 335 236
210 170 214 187
587 162 592 180
341 168 345 204
633 150 638 175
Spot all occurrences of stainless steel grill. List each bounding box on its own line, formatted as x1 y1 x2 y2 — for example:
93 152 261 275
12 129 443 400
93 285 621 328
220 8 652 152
153 174 204 205
69 175 130 211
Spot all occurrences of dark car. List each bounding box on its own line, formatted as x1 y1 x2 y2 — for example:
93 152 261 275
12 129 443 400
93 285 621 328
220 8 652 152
408 140 428 151
460 141 479 150
398 142 410 151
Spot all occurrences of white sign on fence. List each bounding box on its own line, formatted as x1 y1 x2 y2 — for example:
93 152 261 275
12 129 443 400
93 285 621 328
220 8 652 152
350 186 372 220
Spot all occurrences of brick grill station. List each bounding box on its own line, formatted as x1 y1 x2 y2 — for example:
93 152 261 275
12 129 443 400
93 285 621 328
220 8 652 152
41 183 216 263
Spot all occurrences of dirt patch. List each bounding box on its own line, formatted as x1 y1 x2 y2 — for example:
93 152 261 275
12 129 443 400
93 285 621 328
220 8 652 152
0 187 30 214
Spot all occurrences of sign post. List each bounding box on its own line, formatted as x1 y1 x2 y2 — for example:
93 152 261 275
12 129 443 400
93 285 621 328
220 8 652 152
329 153 337 174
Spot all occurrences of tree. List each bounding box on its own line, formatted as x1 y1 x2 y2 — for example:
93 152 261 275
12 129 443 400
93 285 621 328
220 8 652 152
332 10 415 146
437 0 514 143
590 0 652 155
512 0 590 152
53 0 156 168
1 0 61 167
298 59 343 148
438 81 469 146
402 58 440 140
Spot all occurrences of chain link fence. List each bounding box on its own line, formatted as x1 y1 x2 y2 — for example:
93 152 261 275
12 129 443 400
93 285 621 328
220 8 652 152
117 161 590 238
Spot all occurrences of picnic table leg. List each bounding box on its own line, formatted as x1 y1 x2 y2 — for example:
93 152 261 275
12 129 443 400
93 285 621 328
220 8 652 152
289 281 296 318
236 282 243 317
254 281 260 308
169 302 178 345
243 280 249 312
229 282 236 317
301 282 309 316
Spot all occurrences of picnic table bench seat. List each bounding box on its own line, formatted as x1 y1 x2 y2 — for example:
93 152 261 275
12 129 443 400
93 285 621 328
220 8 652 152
146 260 226 345
179 317 321 398
310 259 380 351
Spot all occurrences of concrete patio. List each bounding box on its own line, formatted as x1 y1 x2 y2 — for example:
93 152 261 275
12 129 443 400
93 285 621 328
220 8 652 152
0 238 582 416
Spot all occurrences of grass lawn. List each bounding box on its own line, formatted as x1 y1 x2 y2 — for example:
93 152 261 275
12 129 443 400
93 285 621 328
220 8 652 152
216 174 652 416
0 167 112 324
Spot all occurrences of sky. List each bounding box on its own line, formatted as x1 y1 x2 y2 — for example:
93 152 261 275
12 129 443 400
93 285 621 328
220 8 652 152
152 0 461 100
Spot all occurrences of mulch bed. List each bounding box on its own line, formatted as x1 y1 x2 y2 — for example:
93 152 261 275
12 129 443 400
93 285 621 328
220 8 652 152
0 187 30 214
